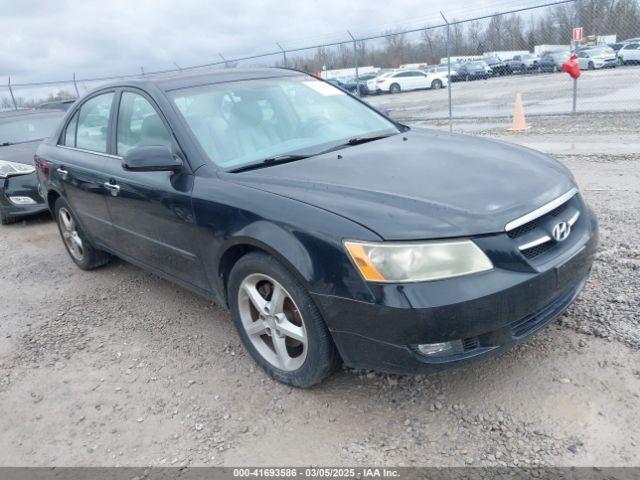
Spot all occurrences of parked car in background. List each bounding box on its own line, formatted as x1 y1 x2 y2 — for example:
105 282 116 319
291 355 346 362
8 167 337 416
36 99 77 111
576 47 617 69
326 79 349 91
35 68 598 387
538 51 570 72
457 61 492 81
484 57 512 76
341 73 378 96
0 110 64 224
617 43 640 64
366 69 447 94
507 54 540 73
608 43 627 54
426 65 458 81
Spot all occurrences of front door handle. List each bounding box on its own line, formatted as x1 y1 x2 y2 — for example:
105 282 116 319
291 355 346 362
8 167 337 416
103 181 120 195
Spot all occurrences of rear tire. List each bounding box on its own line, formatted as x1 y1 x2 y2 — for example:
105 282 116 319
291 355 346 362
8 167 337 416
389 83 401 94
54 197 110 270
588 61 595 70
228 252 340 388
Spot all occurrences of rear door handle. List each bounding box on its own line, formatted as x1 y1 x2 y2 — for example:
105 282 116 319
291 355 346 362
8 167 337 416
57 168 69 177
103 182 120 195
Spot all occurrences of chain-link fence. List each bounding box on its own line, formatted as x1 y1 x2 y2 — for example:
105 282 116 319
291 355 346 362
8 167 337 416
2 0 639 130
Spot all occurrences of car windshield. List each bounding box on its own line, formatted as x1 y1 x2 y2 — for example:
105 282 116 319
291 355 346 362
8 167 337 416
0 112 63 145
587 47 613 55
170 75 399 170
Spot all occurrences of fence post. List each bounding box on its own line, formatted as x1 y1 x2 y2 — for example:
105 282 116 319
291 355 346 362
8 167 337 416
7 76 17 110
347 31 360 97
276 43 287 67
72 72 80 97
440 12 452 132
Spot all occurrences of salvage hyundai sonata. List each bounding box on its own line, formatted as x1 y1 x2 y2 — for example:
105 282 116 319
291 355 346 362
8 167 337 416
35 68 598 387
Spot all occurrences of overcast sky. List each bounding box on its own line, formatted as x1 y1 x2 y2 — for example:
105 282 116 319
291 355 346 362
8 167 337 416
1 0 537 85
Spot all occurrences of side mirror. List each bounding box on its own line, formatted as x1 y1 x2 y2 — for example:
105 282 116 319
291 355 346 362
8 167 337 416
122 146 183 172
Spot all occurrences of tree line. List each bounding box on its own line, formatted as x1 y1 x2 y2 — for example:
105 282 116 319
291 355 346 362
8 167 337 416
285 0 640 72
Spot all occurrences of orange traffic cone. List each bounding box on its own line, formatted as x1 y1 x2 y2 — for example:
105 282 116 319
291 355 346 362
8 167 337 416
508 93 529 132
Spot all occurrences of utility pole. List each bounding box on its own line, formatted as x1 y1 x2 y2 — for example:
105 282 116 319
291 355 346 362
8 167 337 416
347 30 360 97
8 76 17 110
72 72 80 97
276 43 287 67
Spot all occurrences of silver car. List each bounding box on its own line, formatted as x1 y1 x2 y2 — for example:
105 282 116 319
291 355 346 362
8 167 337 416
576 47 617 70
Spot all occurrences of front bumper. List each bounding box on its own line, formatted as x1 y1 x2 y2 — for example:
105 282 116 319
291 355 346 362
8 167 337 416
0 172 48 220
313 210 598 374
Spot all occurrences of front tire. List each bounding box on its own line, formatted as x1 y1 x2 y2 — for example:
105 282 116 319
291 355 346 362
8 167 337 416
389 83 401 94
228 252 340 387
588 61 595 70
431 79 443 89
54 197 110 270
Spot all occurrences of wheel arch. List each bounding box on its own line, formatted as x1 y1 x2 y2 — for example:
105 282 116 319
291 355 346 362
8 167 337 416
46 187 62 213
216 230 315 307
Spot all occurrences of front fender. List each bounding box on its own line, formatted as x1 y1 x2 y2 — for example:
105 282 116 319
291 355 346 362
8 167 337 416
191 174 381 304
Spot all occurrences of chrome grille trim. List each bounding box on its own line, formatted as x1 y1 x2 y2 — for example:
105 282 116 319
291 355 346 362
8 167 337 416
568 210 580 226
518 235 551 251
505 188 578 232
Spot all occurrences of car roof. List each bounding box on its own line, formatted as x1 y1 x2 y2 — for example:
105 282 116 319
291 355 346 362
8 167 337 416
0 109 65 120
94 67 301 93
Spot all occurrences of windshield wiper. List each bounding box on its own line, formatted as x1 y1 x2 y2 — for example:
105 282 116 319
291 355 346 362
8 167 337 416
1 142 13 147
345 133 395 145
229 154 310 173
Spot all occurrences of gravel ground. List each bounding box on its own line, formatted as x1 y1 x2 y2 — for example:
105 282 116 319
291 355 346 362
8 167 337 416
0 113 638 468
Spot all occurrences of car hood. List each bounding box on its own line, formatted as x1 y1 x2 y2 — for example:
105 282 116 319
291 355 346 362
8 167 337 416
0 140 40 166
229 129 575 240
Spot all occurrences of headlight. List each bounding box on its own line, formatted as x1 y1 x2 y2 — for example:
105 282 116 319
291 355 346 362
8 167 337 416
0 160 35 179
344 240 493 283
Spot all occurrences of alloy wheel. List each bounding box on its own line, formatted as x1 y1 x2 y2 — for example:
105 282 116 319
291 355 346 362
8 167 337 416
58 207 84 261
237 273 307 371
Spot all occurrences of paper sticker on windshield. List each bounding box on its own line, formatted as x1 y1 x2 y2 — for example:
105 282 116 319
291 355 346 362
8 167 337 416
302 81 345 96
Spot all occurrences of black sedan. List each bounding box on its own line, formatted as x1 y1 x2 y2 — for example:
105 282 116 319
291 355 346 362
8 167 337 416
1 109 65 224
457 61 492 80
35 68 597 387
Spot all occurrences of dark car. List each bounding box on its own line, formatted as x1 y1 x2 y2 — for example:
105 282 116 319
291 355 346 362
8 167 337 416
457 61 492 80
35 68 598 387
36 99 77 111
484 57 512 76
538 51 570 72
341 73 377 96
0 110 65 224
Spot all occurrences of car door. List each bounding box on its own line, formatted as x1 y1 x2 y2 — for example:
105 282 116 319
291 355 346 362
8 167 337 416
577 51 589 69
101 89 209 289
47 91 118 244
389 72 406 90
623 43 640 62
413 71 430 89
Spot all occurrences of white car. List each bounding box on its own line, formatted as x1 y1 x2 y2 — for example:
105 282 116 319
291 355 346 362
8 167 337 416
366 69 448 94
576 47 617 70
426 65 458 81
617 43 640 64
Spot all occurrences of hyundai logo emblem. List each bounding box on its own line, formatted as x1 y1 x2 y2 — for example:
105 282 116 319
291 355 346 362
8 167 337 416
552 221 571 242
